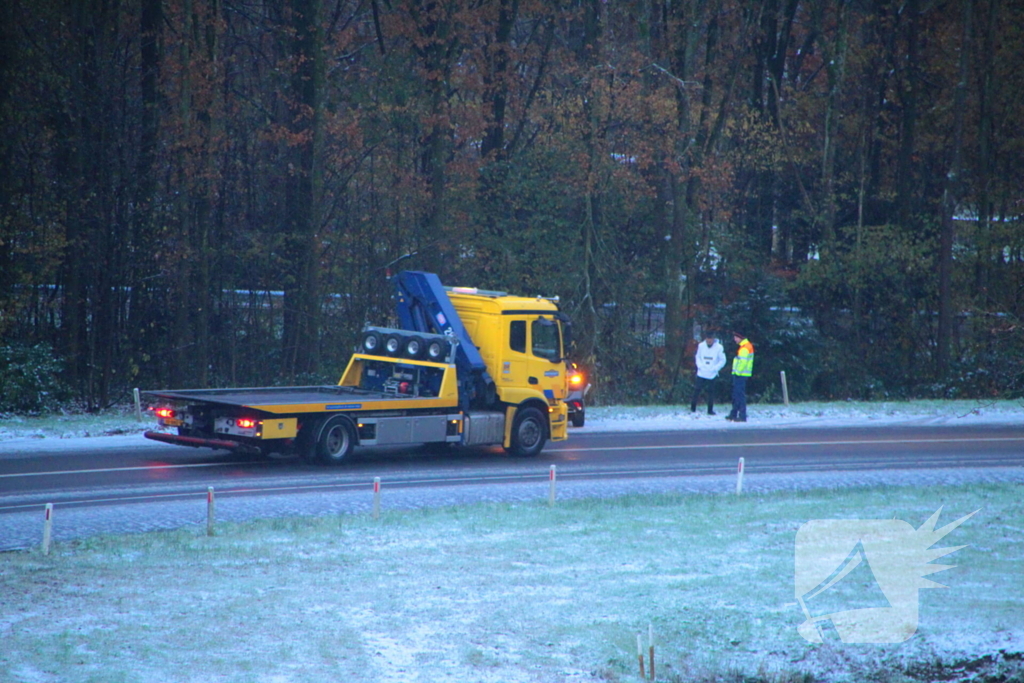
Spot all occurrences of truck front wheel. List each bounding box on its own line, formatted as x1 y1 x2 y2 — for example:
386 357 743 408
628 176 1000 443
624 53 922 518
570 407 585 427
316 415 356 465
507 407 546 457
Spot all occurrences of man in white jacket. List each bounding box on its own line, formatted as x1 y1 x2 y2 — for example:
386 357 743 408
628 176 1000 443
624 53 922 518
691 331 726 415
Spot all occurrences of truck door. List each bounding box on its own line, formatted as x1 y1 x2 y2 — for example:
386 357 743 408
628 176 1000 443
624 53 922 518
530 317 566 399
501 319 530 388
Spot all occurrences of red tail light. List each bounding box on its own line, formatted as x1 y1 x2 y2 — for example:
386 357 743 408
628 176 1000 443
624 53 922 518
236 418 258 429
156 408 176 419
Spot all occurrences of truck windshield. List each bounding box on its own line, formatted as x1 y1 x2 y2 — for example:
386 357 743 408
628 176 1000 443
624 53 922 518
532 319 561 361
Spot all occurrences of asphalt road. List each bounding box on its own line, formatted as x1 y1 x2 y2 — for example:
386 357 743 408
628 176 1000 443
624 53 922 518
1 424 1023 550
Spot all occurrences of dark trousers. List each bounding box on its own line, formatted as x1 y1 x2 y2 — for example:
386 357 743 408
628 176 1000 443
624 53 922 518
690 376 716 413
730 376 748 420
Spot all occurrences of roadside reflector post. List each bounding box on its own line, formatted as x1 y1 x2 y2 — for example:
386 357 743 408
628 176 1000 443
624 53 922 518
373 477 381 520
780 371 790 408
133 388 143 422
207 487 216 536
637 633 645 679
736 457 745 495
42 503 53 555
649 622 656 681
548 465 557 507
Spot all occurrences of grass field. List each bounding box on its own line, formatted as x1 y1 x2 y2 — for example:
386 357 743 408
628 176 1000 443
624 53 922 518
2 483 1021 682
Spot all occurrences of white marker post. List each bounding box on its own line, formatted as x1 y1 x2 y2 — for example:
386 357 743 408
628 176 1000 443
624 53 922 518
207 487 216 536
736 457 745 495
42 503 54 555
780 371 790 408
373 477 381 520
636 633 645 679
548 465 557 507
133 388 143 421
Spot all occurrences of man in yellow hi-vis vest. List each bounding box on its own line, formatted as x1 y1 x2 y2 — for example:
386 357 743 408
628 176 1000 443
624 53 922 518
726 332 754 422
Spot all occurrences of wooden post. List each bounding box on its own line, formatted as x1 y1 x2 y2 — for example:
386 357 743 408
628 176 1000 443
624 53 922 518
637 633 645 679
207 487 216 536
736 457 745 495
42 503 53 555
373 477 381 520
133 388 143 421
780 371 790 407
548 465 557 507
649 623 655 681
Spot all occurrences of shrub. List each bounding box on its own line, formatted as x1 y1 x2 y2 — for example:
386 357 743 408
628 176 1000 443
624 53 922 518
0 343 72 414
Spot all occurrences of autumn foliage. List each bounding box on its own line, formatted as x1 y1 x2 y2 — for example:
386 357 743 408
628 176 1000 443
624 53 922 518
1 0 1022 409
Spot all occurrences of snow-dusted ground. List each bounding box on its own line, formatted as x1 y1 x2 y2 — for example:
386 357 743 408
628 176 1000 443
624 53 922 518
1 400 1022 683
585 398 1024 431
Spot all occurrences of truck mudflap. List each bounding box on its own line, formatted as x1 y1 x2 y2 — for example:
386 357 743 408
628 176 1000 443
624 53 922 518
549 403 569 442
144 430 262 454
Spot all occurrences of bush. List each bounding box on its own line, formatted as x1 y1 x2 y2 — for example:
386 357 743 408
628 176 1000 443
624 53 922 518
0 343 72 414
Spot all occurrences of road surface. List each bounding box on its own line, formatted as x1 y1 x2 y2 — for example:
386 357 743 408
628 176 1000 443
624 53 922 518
1 425 1022 551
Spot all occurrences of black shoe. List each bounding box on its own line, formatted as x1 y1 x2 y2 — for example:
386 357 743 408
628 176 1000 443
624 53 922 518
708 410 716 416
735 416 747 422
725 415 735 421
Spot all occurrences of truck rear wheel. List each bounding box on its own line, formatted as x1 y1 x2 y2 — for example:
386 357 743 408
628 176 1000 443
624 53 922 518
506 407 546 457
316 415 356 464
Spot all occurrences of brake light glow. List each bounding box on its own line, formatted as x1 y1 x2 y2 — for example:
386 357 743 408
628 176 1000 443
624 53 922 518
569 373 583 386
155 408 176 419
236 418 258 429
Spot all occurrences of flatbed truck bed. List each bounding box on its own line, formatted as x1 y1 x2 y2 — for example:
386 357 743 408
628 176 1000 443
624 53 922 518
144 384 442 413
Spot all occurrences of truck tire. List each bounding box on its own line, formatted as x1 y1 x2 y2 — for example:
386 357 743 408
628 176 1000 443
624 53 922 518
570 409 585 428
362 330 383 354
316 415 356 465
384 333 403 356
426 339 449 361
506 407 546 457
403 335 425 359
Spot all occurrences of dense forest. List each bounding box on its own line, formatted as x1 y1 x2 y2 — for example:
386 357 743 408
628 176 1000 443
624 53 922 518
1 0 1022 413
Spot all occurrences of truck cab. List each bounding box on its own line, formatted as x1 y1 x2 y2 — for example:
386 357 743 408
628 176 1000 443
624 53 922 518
445 287 569 443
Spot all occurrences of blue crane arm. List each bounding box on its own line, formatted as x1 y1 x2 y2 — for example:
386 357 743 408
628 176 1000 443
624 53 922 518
393 271 495 405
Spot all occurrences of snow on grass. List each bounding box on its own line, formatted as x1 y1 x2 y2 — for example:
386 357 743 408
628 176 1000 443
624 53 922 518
1 485 1021 683
0 406 148 442
583 398 1024 432
1 400 1021 681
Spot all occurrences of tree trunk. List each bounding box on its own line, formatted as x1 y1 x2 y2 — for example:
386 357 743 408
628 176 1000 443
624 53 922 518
282 0 324 379
820 0 849 254
130 0 164 386
974 0 998 303
896 0 920 231
936 0 972 379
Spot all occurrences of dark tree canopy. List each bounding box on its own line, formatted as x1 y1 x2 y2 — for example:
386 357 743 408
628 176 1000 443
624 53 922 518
1 0 1022 411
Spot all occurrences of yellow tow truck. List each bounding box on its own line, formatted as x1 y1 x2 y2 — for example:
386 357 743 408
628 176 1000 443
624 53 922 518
144 271 571 463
